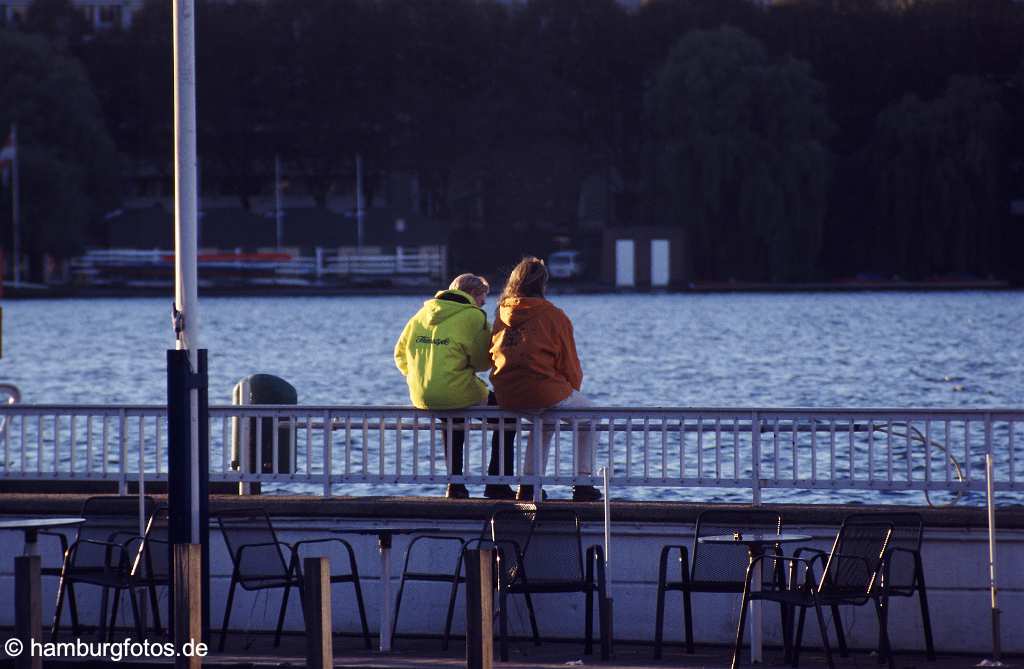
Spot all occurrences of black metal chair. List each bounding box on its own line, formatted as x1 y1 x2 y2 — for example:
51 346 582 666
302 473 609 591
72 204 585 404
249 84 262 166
654 508 784 658
835 512 935 661
732 517 895 669
50 495 158 641
491 508 609 662
215 509 371 652
123 504 171 637
391 533 467 649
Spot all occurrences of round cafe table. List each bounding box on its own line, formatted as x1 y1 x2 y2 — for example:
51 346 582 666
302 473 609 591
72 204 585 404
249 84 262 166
0 517 86 555
699 532 812 664
332 526 442 653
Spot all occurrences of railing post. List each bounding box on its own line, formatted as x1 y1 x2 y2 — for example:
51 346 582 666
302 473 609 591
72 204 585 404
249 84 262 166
14 554 41 669
984 413 1001 663
323 410 333 498
119 408 128 495
303 556 333 669
751 411 761 506
465 545 494 669
533 416 543 503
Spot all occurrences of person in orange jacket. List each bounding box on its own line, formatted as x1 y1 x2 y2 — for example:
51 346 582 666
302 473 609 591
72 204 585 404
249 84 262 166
489 257 601 502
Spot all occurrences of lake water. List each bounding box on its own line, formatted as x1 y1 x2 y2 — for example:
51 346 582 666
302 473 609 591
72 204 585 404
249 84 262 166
1 291 1022 503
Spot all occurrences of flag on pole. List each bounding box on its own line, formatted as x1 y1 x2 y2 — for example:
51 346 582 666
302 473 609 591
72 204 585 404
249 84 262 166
0 128 14 187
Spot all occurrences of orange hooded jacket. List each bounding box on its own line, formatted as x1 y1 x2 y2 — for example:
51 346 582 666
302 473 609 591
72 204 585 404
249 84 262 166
489 297 583 410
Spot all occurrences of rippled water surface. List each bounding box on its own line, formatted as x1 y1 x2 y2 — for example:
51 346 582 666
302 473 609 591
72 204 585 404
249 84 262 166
2 292 1022 503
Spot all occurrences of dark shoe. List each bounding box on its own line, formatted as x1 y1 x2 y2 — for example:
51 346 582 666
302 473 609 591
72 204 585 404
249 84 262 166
515 485 548 502
446 483 470 499
572 485 603 502
484 484 516 500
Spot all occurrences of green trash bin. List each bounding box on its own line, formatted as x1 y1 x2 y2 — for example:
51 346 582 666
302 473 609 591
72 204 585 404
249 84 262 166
231 374 297 489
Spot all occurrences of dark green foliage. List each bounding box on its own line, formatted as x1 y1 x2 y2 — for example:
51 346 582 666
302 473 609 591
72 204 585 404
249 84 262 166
865 76 1007 278
0 29 120 259
646 27 833 282
9 0 1024 282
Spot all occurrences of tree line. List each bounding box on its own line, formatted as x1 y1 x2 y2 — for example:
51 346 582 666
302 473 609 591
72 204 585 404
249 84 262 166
2 0 1023 283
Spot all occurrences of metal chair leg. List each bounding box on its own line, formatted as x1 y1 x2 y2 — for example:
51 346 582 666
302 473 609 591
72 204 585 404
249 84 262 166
793 606 807 668
97 587 110 641
874 597 895 669
67 583 80 638
51 575 67 641
585 557 594 655
274 582 292 647
916 561 936 661
218 576 237 652
731 580 752 669
523 592 540 646
831 604 848 656
390 573 408 646
107 587 122 641
442 573 461 651
147 582 162 635
499 589 509 662
654 549 668 659
128 587 144 640
350 575 371 649
683 590 694 653
780 601 793 663
812 596 835 669
584 588 593 655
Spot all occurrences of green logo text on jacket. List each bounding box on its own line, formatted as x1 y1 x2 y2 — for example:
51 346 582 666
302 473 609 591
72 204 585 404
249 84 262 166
394 289 491 409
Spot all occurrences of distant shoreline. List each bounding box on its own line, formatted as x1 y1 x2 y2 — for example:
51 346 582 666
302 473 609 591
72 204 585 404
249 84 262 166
0 278 1014 299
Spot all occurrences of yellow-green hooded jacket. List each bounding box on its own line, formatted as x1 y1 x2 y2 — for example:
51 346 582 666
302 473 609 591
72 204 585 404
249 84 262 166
394 289 491 409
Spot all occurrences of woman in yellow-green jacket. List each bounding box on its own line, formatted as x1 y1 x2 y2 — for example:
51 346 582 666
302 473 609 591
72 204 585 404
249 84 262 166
394 274 515 499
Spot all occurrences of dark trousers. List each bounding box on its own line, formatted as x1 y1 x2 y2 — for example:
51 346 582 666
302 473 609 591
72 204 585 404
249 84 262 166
444 392 515 477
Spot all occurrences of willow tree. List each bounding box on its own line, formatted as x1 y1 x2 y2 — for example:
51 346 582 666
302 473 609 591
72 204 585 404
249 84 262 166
646 26 833 282
866 76 1008 278
0 30 119 269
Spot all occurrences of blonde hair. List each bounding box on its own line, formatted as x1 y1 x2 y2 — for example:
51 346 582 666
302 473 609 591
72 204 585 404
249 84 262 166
449 273 490 296
500 257 548 302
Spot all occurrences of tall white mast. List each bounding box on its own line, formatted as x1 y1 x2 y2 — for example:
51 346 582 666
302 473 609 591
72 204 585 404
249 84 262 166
173 0 200 542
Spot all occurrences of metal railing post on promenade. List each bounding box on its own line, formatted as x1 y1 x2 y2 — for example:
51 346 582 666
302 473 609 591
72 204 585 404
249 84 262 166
602 466 614 657
465 544 494 669
983 414 1003 666
304 557 333 669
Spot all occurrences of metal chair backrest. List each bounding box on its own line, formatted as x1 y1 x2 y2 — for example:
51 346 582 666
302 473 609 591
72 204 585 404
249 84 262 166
846 512 922 591
819 516 893 598
691 509 782 584
132 505 170 583
216 509 291 586
491 508 584 584
490 508 534 584
525 508 585 583
73 495 156 571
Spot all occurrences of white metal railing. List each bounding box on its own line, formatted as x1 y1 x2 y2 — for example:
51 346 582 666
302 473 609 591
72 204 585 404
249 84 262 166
0 404 1022 505
70 246 446 283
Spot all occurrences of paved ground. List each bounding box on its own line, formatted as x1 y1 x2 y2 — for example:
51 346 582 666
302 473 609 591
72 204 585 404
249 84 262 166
1 629 1005 667
202 632 1002 669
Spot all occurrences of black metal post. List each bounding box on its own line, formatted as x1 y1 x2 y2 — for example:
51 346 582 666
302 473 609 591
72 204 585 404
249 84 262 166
167 348 210 643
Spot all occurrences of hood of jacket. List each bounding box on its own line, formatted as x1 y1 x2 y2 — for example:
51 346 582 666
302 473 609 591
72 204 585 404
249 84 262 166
497 296 554 328
419 289 483 327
